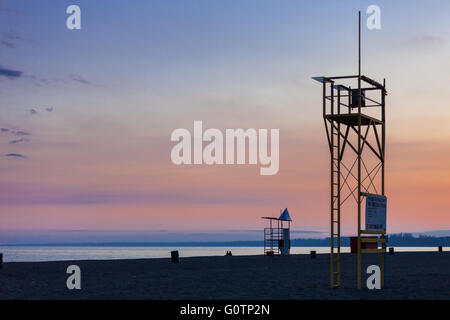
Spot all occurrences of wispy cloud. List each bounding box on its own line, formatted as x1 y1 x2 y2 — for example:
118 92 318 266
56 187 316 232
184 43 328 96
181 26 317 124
0 128 32 136
70 74 92 85
0 188 277 206
9 138 27 144
1 40 15 49
25 73 94 87
0 65 22 79
4 34 24 42
14 130 31 136
5 153 25 159
45 107 53 112
407 35 444 48
30 108 37 115
0 32 27 49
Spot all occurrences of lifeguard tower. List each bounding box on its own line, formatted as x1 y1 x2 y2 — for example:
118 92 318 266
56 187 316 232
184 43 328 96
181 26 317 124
262 208 292 256
313 12 387 289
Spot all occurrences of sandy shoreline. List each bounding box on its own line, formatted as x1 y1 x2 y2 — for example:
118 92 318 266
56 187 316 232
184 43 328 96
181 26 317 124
0 252 449 299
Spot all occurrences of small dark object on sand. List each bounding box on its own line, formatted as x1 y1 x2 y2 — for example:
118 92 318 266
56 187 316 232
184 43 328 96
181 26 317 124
310 251 316 259
225 251 233 256
389 247 394 255
171 250 179 263
438 246 443 252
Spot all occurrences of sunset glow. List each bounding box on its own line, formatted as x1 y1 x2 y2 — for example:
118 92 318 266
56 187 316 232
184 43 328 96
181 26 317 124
1 1 450 242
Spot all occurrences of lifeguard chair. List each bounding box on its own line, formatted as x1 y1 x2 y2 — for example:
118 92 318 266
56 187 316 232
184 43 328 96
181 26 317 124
262 208 292 256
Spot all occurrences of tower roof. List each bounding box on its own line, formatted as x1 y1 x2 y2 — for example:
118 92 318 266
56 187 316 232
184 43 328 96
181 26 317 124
279 208 292 221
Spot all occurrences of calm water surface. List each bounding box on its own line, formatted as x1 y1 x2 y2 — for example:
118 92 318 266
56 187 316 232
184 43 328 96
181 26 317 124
0 246 446 262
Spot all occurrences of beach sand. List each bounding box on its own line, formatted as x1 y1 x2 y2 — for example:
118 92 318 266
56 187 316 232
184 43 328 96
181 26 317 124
0 252 448 299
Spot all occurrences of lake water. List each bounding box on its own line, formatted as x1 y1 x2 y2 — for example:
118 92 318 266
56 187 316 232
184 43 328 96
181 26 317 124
0 246 446 262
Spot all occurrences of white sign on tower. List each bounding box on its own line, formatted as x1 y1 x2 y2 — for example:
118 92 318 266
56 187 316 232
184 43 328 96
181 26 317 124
365 194 387 231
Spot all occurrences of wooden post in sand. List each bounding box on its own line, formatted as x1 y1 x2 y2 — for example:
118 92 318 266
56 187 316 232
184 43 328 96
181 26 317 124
389 248 394 255
438 246 443 252
0 253 2 268
171 250 180 263
310 251 316 259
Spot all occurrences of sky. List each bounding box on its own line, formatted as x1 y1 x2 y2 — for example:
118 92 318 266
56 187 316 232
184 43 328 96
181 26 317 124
1 0 450 243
